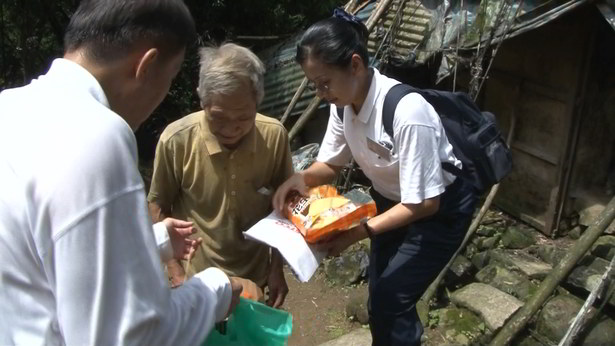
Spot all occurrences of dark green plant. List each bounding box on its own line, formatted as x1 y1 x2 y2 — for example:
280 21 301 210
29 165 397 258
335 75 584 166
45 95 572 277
0 0 340 162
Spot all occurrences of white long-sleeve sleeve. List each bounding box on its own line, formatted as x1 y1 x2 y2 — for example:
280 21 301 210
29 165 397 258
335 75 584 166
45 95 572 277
0 59 230 346
153 222 174 263
52 191 231 346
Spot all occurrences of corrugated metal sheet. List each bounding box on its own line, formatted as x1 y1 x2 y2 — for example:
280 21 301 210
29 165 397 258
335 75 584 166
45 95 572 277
366 0 431 62
258 0 431 120
258 34 313 119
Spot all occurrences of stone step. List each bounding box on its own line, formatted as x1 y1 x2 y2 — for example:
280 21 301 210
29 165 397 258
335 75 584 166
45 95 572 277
451 282 523 332
318 328 372 346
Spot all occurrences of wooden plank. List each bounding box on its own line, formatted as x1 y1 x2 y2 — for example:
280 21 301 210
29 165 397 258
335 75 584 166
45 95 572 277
511 142 559 166
545 10 595 235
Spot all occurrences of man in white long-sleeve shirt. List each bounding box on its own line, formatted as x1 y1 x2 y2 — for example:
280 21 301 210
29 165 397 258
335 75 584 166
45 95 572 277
0 0 242 345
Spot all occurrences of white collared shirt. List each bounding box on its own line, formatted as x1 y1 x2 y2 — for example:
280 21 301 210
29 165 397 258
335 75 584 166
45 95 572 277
0 59 231 346
317 68 460 204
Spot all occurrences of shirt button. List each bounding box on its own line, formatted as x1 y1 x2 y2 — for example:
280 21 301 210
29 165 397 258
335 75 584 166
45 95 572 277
231 191 236 196
231 174 236 179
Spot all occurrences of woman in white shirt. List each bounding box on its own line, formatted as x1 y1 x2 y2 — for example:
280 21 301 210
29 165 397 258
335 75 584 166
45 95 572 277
273 8 477 345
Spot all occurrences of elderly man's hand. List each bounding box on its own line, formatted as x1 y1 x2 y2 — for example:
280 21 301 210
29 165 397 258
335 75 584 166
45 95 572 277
266 263 288 308
162 218 202 260
226 277 244 318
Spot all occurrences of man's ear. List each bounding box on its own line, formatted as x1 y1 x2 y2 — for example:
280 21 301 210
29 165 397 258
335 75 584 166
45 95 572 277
135 48 159 81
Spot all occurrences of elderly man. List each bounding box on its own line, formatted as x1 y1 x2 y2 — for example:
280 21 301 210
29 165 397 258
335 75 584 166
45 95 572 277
148 43 293 308
0 0 242 345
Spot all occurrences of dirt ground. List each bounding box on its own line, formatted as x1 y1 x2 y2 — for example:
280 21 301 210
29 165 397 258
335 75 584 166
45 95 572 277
281 265 448 346
281 266 366 346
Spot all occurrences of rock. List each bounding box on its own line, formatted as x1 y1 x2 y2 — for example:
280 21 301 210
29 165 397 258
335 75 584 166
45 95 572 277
444 255 474 286
579 204 603 226
324 242 370 286
478 235 501 251
501 226 536 249
536 295 580 343
591 235 615 261
318 328 372 346
528 244 568 267
489 249 552 279
471 235 484 246
512 333 545 346
578 205 615 233
465 243 478 259
583 315 615 346
475 264 537 301
533 294 612 345
428 307 484 345
471 251 491 270
451 283 523 331
567 256 615 307
345 291 369 325
568 226 582 239
481 210 507 227
477 224 498 237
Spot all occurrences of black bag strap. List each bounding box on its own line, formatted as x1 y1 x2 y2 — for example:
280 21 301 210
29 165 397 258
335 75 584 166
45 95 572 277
336 107 344 122
382 83 468 179
382 84 415 139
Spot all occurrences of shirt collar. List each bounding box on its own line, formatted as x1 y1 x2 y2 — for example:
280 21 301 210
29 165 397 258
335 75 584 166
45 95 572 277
356 68 378 124
199 111 258 155
46 58 110 109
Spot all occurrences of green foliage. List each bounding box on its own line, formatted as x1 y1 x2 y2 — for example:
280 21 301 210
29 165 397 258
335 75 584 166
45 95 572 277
0 0 341 161
428 310 440 328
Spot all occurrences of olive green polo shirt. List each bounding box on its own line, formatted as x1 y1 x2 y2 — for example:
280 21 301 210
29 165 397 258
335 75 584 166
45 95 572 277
147 111 293 286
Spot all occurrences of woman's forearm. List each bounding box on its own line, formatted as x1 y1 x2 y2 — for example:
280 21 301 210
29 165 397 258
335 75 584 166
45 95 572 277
301 161 341 187
367 196 440 235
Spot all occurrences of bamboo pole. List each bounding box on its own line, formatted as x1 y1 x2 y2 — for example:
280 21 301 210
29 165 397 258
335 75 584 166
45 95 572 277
419 109 517 311
345 0 359 14
288 96 321 140
286 0 395 140
280 78 308 125
489 196 615 346
365 0 394 32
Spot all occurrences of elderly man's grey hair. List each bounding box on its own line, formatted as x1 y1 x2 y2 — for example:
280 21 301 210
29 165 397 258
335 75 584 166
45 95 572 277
197 43 266 108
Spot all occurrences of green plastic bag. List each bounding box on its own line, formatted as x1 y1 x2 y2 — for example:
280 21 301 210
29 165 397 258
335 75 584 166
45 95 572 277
202 297 293 346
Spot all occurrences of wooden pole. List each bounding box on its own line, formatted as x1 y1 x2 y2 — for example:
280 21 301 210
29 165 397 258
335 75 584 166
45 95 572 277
280 78 308 125
286 0 395 138
365 0 394 32
489 196 615 346
288 96 322 141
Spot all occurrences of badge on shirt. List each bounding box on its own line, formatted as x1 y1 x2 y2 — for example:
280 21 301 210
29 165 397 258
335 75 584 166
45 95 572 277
366 136 393 162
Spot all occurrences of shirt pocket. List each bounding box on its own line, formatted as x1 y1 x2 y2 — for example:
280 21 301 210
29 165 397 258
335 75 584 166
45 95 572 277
366 145 398 168
239 182 273 229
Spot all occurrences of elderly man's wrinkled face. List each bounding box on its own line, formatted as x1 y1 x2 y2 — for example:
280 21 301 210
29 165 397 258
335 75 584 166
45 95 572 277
205 84 257 149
